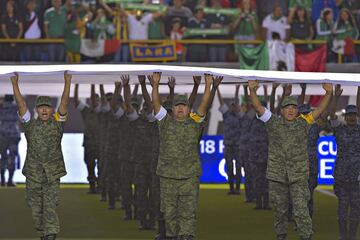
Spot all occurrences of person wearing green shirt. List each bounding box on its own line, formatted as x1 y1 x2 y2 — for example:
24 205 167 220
232 0 258 43
334 8 359 40
43 0 67 62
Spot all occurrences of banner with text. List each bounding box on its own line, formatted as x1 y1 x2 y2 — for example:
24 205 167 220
130 43 177 62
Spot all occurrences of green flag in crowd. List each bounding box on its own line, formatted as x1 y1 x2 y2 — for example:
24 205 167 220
235 43 269 70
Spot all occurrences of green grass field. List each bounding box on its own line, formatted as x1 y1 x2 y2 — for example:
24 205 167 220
0 185 349 240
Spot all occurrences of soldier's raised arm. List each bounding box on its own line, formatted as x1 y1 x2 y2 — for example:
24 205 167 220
188 76 201 110
90 84 97 108
74 84 80 107
121 75 135 113
311 83 333 121
270 83 280 113
100 84 106 107
110 82 122 112
248 80 265 116
167 76 175 102
139 75 153 114
298 83 307 106
197 74 216 117
58 71 72 116
10 73 28 117
330 84 342 120
149 72 162 114
207 74 223 113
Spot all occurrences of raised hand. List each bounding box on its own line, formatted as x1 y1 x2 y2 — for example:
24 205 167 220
213 76 223 87
138 75 146 85
193 76 201 85
272 82 280 89
204 74 213 85
10 72 19 84
121 75 130 85
115 81 122 88
248 80 259 91
283 84 292 96
168 76 176 88
333 84 342 96
64 71 72 83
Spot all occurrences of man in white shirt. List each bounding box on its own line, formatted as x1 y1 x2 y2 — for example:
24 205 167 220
262 5 290 41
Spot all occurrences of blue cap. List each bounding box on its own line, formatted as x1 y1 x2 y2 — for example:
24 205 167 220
298 104 311 114
345 105 358 114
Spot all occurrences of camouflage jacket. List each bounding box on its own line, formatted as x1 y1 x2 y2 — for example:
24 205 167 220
22 111 67 183
238 110 256 148
156 108 203 179
0 102 20 139
260 109 314 183
308 123 321 176
332 123 360 182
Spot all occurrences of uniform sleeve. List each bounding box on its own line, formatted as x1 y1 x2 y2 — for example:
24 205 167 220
114 107 125 119
155 106 167 121
77 101 88 111
127 111 139 122
19 109 31 123
219 104 229 114
256 108 272 123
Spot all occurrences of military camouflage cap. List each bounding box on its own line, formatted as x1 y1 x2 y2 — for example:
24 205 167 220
35 96 52 107
281 96 298 108
173 95 188 106
163 99 173 110
345 105 358 114
298 104 311 114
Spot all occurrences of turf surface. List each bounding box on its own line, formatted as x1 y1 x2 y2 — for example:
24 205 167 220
0 185 350 240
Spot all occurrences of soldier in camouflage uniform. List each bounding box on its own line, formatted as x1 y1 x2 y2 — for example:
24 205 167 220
10 72 71 240
330 85 360 240
248 80 333 240
151 72 216 240
217 87 242 194
249 102 270 210
74 84 101 194
0 94 21 187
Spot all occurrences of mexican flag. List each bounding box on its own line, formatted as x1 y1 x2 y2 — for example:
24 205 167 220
235 41 327 72
80 39 121 58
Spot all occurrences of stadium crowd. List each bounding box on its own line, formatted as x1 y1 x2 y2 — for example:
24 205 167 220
0 0 360 62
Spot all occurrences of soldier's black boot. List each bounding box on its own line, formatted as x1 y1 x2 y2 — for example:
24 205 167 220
0 169 5 186
254 196 262 210
235 179 241 195
7 169 15 187
348 220 359 240
155 219 166 240
88 181 97 194
179 235 193 240
228 178 235 195
44 234 56 240
100 189 107 202
338 220 348 240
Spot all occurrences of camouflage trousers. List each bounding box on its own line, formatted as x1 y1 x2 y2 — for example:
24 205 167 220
269 179 312 239
0 137 19 171
240 147 254 201
224 145 241 185
253 162 269 206
106 161 122 206
308 175 318 218
97 145 107 197
160 176 199 237
83 145 99 184
122 161 135 212
25 176 60 237
151 172 162 220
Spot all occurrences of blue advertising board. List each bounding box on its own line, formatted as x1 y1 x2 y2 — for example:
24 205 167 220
199 135 337 185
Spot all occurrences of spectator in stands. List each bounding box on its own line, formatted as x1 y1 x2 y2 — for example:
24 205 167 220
186 6 209 62
90 8 115 39
170 18 185 61
232 0 259 44
235 0 256 10
44 0 67 62
206 0 229 62
1 0 23 61
288 0 312 14
333 8 359 62
256 0 288 24
288 6 314 49
166 0 193 34
149 13 166 40
311 0 339 24
23 0 42 61
262 5 290 41
316 8 336 61
126 10 162 40
344 0 360 28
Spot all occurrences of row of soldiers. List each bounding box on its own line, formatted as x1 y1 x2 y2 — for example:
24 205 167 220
75 74 221 239
0 95 20 187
